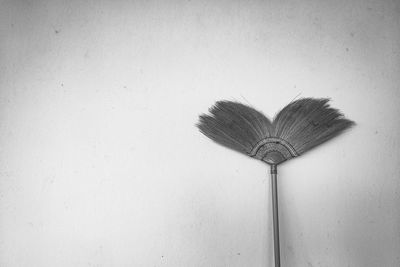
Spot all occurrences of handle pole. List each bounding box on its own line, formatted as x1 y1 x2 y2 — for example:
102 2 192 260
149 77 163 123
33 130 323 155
270 164 280 267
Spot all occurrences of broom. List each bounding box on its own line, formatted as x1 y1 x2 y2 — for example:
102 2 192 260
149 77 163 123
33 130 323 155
196 98 354 267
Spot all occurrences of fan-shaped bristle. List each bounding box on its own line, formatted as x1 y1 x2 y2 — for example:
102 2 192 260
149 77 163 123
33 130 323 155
273 98 355 155
196 101 272 155
197 98 355 165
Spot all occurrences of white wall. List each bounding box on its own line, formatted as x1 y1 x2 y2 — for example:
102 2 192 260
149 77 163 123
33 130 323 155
0 0 399 266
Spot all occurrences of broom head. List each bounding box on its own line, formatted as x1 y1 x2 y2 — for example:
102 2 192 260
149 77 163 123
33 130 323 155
197 98 355 165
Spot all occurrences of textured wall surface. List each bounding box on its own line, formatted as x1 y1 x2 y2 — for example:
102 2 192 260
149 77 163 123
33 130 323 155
0 0 399 266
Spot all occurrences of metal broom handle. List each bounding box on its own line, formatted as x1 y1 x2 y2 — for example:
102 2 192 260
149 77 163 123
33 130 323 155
270 164 280 267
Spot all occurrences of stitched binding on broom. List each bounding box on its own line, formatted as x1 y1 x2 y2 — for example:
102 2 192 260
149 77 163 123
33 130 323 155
249 137 299 157
261 149 287 162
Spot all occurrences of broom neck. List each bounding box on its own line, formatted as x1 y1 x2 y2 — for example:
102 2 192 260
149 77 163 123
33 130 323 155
270 164 277 174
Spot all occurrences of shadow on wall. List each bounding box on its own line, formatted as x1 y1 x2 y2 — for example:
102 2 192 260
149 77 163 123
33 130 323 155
338 180 397 267
278 173 397 267
187 178 274 267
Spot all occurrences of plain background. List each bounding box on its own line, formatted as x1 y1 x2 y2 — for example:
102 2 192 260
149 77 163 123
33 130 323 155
0 0 399 266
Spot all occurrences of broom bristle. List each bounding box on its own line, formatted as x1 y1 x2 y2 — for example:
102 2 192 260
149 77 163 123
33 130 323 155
197 101 272 154
273 98 355 155
197 98 355 165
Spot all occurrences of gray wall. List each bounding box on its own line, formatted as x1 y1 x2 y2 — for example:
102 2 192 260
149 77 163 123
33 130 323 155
0 0 399 266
